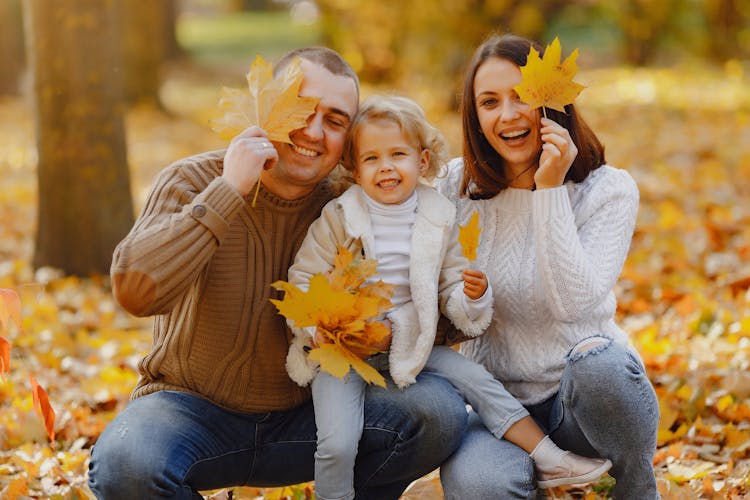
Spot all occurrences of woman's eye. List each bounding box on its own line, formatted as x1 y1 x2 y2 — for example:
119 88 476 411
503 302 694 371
479 98 497 107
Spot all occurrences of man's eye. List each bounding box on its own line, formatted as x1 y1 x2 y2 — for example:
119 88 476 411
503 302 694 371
328 117 345 128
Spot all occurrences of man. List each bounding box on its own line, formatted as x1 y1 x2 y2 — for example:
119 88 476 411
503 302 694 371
88 47 467 499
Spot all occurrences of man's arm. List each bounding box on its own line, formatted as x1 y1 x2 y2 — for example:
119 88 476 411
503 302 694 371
111 153 245 316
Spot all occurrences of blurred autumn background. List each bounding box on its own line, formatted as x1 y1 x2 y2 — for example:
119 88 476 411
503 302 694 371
1 0 749 498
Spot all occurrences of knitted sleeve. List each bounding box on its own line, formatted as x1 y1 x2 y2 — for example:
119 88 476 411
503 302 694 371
533 167 639 321
110 152 245 316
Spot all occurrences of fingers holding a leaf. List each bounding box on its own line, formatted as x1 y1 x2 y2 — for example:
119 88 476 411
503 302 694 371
223 126 279 196
536 117 577 188
462 269 488 300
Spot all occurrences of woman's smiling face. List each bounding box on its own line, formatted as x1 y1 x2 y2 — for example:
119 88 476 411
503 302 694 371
473 56 543 177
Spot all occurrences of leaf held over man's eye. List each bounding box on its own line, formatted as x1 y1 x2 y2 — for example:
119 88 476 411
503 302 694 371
211 55 319 143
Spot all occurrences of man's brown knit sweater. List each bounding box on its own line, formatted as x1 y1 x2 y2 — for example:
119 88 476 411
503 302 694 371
111 150 335 413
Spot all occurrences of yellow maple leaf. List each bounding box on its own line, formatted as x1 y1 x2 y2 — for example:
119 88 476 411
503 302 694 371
458 211 481 262
513 37 585 114
211 55 319 143
308 343 386 387
270 247 394 387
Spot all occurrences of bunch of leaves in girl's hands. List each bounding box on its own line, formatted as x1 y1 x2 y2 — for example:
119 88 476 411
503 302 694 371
210 55 319 143
513 37 585 115
458 211 481 262
270 247 394 387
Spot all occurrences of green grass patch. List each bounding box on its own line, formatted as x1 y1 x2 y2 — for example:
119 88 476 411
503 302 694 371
177 10 321 65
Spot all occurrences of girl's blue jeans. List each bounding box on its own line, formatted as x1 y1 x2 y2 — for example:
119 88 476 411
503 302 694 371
87 372 467 499
312 345 529 500
440 338 660 500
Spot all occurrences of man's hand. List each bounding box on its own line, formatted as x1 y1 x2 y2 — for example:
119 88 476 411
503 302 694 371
222 126 279 196
463 269 488 300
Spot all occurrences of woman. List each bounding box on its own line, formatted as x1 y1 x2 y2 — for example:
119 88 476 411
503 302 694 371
436 34 659 499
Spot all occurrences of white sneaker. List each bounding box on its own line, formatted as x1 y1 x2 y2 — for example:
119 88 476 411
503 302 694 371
536 452 612 489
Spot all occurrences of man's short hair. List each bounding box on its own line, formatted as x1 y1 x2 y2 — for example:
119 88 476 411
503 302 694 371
274 47 359 96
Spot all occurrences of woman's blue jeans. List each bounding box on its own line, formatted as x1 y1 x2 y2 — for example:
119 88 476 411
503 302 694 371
440 339 659 500
87 373 467 499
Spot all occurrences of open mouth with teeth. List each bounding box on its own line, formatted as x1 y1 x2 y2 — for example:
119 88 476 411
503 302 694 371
501 129 530 141
291 144 320 157
377 179 400 188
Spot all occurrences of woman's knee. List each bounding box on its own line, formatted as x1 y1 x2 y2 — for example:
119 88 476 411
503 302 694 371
441 416 535 500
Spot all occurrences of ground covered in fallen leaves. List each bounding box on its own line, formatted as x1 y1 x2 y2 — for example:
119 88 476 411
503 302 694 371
1 60 749 499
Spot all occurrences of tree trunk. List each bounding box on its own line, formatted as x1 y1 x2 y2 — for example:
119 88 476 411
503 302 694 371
25 0 134 276
120 0 164 106
0 0 25 95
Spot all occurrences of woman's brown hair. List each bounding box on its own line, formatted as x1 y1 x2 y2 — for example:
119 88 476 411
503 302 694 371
459 34 605 199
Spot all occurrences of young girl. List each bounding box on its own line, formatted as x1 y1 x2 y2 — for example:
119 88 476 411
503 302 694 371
284 95 612 500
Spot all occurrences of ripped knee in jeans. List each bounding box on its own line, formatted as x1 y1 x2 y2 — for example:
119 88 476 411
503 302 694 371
568 336 611 361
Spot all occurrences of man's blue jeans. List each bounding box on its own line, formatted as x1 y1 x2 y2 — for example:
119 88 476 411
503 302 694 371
440 339 659 500
87 372 467 499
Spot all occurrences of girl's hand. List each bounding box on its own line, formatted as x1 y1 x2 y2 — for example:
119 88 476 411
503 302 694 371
535 117 577 189
222 126 279 196
463 269 488 300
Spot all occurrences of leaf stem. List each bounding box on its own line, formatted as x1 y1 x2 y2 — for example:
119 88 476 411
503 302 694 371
251 174 262 208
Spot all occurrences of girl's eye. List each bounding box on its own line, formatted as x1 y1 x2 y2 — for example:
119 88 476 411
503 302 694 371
479 98 497 107
393 151 407 157
363 155 377 162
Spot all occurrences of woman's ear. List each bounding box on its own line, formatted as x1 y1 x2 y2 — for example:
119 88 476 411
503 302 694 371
419 149 430 175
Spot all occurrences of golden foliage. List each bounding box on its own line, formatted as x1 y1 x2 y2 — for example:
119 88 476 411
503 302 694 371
211 56 319 143
2 61 750 497
271 247 394 387
514 37 585 114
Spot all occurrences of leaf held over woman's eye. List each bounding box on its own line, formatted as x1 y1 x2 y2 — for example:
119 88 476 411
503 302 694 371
513 37 585 114
211 55 320 144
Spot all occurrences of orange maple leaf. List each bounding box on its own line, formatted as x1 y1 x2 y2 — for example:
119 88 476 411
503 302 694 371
29 374 56 442
211 55 320 143
0 288 23 333
270 247 393 387
0 336 10 379
0 337 10 379
513 37 584 114
458 211 481 262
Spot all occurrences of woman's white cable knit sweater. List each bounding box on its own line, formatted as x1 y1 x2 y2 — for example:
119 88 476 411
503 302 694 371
436 159 640 405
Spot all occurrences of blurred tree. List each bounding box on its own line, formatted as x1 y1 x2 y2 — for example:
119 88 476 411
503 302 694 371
701 0 750 60
317 0 565 109
120 0 182 106
24 0 134 276
0 0 25 95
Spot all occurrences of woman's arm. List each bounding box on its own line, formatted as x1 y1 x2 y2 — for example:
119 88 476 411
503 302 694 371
534 168 639 321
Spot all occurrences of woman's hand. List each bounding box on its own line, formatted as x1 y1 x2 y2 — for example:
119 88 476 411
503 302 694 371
534 117 577 189
222 126 279 196
463 269 488 300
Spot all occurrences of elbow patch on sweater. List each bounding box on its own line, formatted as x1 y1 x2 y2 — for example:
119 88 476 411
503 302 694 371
112 271 157 316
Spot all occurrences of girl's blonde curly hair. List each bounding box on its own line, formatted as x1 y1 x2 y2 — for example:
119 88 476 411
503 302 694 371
341 94 449 184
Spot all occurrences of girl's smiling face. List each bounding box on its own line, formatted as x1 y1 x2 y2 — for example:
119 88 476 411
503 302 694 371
353 118 428 205
473 56 543 178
